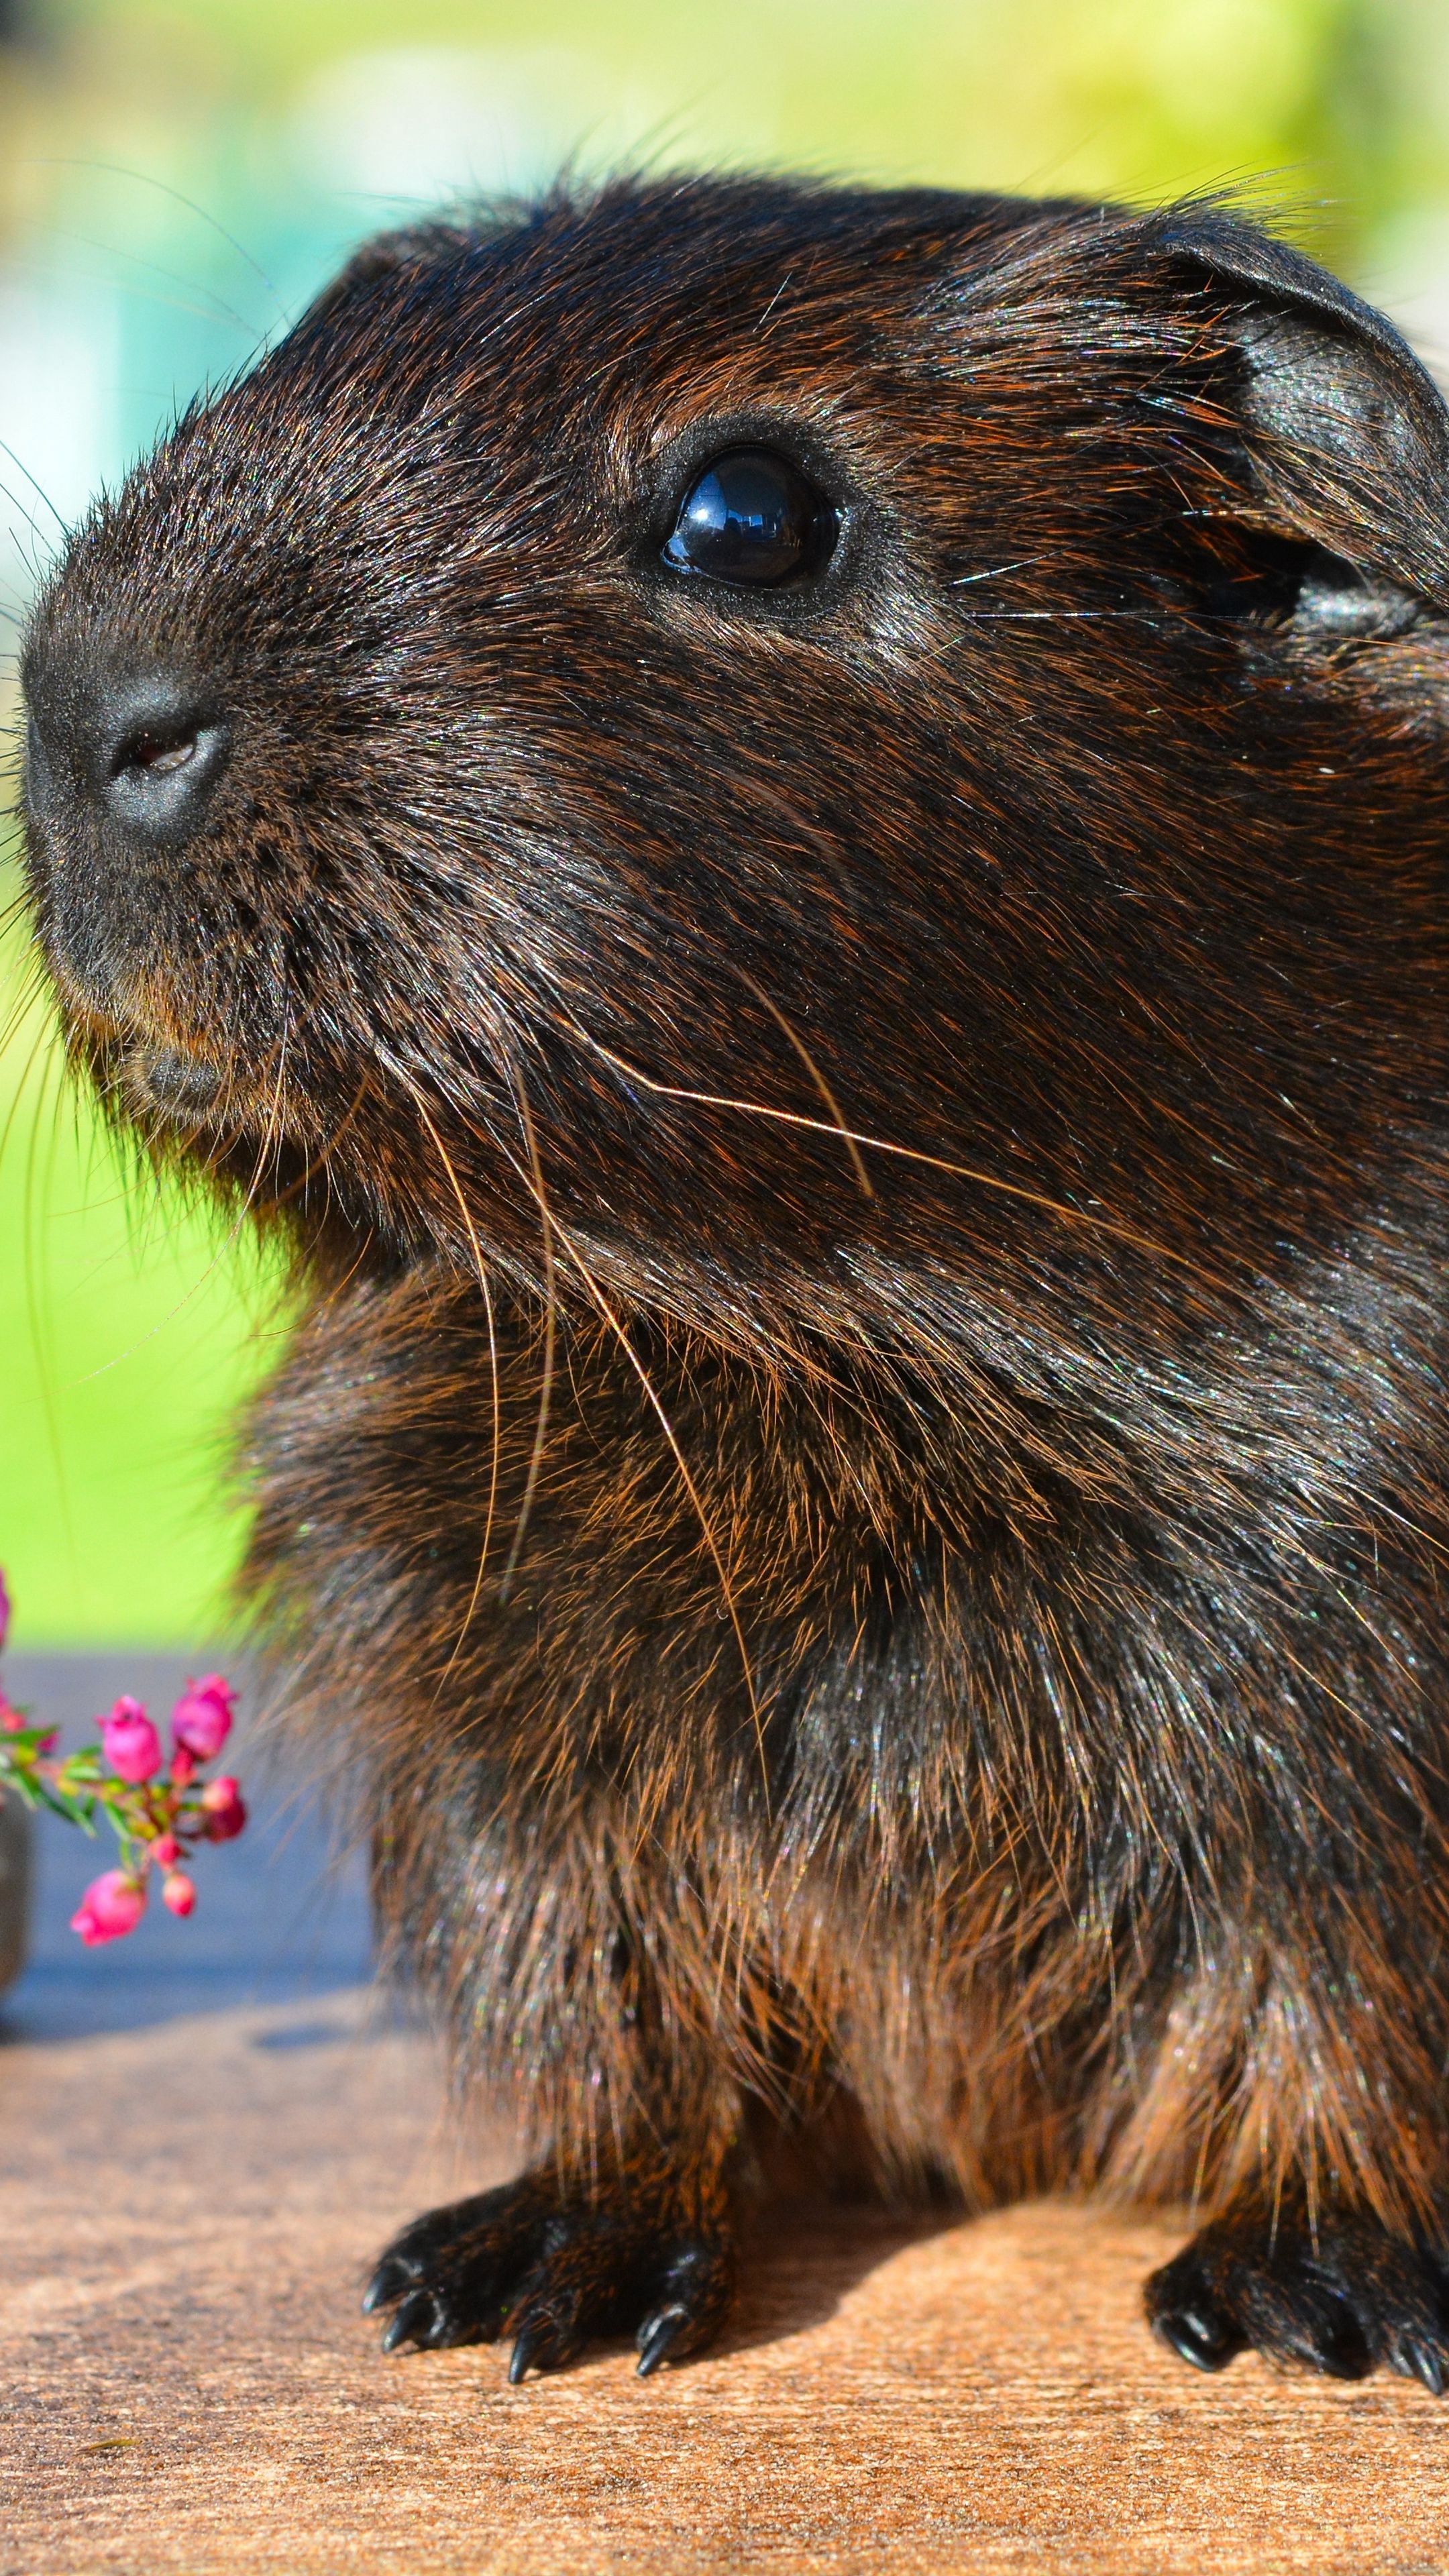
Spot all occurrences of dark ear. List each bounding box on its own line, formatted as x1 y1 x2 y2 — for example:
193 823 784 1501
1144 206 1449 611
298 215 503 329
293 225 462 341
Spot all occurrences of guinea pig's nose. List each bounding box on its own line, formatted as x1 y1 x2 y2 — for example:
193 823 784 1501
91 678 231 842
26 667 231 849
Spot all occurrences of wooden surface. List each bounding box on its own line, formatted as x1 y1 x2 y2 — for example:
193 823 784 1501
3 1657 1448 2574
5 1988 1449 2575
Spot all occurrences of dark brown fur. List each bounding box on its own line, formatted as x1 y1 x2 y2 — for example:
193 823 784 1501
19 176 1449 2388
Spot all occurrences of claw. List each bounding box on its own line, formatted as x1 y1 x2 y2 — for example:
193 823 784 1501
362 2258 413 2316
1150 2303 1245 2373
635 2302 690 2378
1296 2300 1373 2381
507 2317 554 2382
382 2290 438 2354
368 2176 735 2383
1389 2331 1449 2395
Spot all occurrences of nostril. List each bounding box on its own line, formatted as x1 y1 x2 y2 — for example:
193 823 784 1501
113 724 201 780
97 690 231 841
21 661 233 848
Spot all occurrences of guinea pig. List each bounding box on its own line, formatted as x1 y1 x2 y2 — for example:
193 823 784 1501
19 174 1449 2393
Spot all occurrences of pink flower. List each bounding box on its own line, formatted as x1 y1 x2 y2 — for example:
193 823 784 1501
172 1675 235 1762
70 1870 146 1945
170 1744 196 1785
200 1776 247 1841
0 1566 9 1653
100 1697 163 1784
161 1871 195 1917
3 1701 59 1753
151 1832 180 1868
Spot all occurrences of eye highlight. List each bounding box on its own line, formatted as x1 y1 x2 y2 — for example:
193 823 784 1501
661 447 837 589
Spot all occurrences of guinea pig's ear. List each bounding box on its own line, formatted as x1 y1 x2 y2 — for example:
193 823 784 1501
1147 207 1449 623
297 219 481 327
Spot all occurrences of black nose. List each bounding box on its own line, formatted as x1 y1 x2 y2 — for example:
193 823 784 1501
26 667 231 849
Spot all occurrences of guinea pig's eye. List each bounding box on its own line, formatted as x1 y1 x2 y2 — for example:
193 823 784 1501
661 447 837 588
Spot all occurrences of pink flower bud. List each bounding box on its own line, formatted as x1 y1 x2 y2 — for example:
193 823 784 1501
100 1697 163 1784
151 1833 180 1868
0 1697 54 1750
170 1744 196 1786
172 1674 235 1762
0 1566 9 1653
70 1870 146 1945
162 1871 195 1917
200 1775 247 1841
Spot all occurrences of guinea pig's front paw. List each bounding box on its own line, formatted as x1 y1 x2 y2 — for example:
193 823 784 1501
1145 2206 1449 2392
363 2163 737 2380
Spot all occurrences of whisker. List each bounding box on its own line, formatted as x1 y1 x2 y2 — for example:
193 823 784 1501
499 1065 558 1601
382 1069 502 1705
19 219 264 342
736 967 873 1201
21 1035 76 1569
67 1031 292 1385
486 1123 772 1816
0 435 68 537
384 1051 772 1793
948 553 1056 586
262 1065 373 1211
959 607 1181 622
559 1018 1221 1285
0 474 54 549
25 159 282 305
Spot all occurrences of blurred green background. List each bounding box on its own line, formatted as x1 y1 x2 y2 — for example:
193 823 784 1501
5 0 1449 1642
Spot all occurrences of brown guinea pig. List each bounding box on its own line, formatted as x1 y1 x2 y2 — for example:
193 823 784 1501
19 174 1449 2392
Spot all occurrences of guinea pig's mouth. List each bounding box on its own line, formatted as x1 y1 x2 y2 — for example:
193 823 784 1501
40 940 246 1127
116 1039 236 1126
137 1046 227 1114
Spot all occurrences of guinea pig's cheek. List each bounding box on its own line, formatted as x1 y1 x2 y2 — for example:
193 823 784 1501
23 712 78 894
23 728 125 1019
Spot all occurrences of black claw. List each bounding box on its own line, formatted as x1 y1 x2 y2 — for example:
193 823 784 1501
1389 2332 1448 2395
369 2177 735 2384
1151 2303 1246 2373
362 2259 413 2316
635 2302 690 2378
1301 2302 1373 2381
508 2318 553 2383
1148 2216 1449 2392
382 2290 438 2354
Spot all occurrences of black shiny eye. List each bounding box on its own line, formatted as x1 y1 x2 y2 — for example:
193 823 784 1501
662 447 837 588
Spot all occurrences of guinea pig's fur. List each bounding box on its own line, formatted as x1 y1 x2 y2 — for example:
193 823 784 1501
21 176 1449 2389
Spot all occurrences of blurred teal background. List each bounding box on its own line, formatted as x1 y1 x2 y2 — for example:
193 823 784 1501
5 0 1449 1641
